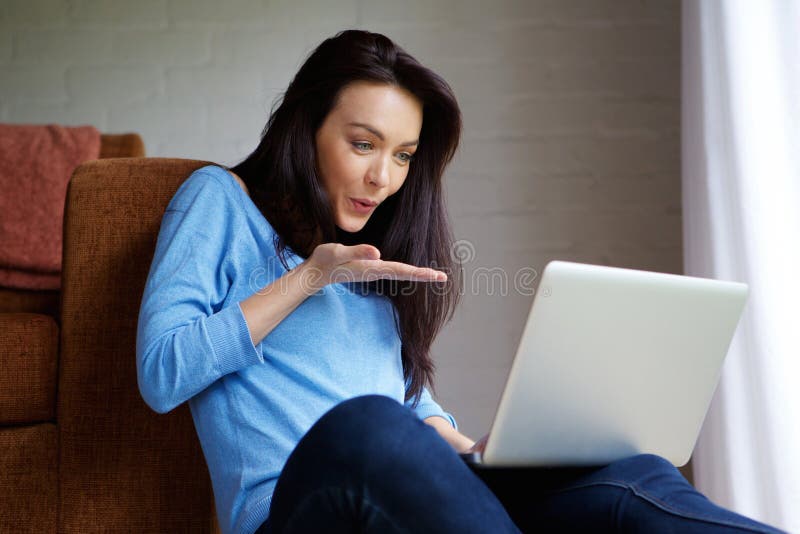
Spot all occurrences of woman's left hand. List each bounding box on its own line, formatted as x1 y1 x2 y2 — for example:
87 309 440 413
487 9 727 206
463 433 489 454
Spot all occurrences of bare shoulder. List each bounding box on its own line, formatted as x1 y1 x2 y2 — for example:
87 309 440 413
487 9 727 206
226 169 250 196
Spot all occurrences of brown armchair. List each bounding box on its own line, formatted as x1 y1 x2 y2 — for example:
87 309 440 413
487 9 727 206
1 155 223 532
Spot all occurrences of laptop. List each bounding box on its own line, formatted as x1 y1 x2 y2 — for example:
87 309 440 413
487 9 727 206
459 260 748 468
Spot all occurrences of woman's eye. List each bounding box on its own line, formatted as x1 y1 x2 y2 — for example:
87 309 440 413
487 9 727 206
397 152 414 163
352 141 372 151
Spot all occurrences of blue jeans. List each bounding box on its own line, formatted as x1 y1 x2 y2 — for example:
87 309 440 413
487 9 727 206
255 395 785 533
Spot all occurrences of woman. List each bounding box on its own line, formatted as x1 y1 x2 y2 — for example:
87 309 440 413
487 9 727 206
136 30 784 534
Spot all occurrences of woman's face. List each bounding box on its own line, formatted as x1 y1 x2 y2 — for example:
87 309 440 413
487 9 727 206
315 81 423 233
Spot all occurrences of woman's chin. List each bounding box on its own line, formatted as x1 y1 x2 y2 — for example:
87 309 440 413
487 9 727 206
336 217 368 234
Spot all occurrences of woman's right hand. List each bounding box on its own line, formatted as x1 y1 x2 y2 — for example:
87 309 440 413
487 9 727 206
240 243 445 347
301 243 448 290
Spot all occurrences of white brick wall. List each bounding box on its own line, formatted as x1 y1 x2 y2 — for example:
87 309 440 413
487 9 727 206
0 0 682 458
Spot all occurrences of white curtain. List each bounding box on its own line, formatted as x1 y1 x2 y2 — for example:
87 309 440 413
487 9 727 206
682 1 800 531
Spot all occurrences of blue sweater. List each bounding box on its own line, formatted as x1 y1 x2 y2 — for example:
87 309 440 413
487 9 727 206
136 165 457 534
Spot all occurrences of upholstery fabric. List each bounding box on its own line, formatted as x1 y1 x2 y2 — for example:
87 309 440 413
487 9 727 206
0 424 58 533
0 313 58 424
58 158 220 532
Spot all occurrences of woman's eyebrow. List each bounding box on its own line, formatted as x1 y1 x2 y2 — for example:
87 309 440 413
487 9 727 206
347 122 418 147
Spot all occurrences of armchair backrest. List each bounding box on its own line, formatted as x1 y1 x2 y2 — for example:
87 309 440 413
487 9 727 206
58 158 219 532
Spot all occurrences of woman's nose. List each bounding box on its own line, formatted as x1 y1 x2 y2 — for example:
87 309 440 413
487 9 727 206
367 156 390 187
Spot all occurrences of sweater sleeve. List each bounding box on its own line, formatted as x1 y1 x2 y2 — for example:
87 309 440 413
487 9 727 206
405 384 459 431
136 170 263 414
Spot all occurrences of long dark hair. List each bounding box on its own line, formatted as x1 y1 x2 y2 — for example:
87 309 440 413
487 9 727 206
230 29 463 406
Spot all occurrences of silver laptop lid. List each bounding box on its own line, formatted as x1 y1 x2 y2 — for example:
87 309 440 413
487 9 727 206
482 260 748 467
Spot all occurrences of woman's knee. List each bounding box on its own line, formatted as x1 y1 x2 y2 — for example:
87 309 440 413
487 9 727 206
615 454 681 476
327 394 409 423
312 395 414 439
605 453 691 491
301 395 429 465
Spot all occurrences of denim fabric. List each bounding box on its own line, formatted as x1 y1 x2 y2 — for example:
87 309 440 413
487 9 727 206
255 395 785 534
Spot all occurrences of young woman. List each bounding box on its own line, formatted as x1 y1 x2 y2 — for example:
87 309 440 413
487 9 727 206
136 30 784 534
